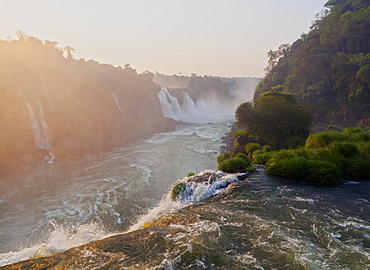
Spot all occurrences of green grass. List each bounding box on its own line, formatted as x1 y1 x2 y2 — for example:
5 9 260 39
266 156 342 186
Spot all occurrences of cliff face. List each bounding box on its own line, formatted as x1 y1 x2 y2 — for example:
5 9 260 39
0 35 176 177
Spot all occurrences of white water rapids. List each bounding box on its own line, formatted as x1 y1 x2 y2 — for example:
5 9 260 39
1 90 369 269
0 89 233 266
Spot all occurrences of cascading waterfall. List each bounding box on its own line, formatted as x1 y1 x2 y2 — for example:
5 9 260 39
157 88 182 120
157 88 235 123
20 93 55 163
182 92 196 113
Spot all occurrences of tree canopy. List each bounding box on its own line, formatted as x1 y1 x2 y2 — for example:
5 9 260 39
236 93 312 148
254 0 370 129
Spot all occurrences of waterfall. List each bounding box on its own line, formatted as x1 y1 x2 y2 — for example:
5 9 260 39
112 93 124 113
157 88 235 123
157 89 182 119
25 102 51 150
21 93 55 163
182 92 196 113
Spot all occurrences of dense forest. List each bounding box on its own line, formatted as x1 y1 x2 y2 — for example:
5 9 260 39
0 32 176 177
254 0 370 130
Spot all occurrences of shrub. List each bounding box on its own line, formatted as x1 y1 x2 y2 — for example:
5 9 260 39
327 142 360 158
343 127 370 142
253 151 272 165
218 158 248 173
245 143 262 154
305 131 348 149
262 145 272 152
253 149 265 156
234 153 252 165
171 182 186 201
187 172 195 177
306 147 342 162
342 157 370 180
293 148 311 158
232 129 247 137
266 157 342 186
286 136 306 149
266 149 298 166
357 141 370 157
217 152 231 164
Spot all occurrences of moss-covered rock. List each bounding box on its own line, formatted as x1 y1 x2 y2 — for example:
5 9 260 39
171 182 186 201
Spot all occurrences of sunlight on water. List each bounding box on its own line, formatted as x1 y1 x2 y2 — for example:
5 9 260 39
0 121 230 266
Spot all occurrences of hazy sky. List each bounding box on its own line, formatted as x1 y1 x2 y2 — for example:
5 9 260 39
0 0 328 77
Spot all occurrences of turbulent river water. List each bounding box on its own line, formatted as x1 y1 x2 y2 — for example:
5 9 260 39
0 90 370 269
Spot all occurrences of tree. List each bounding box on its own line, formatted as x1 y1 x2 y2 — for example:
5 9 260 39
236 93 312 148
254 0 370 128
63 46 75 59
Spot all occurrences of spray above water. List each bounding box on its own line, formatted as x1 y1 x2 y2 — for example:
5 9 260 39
157 88 235 123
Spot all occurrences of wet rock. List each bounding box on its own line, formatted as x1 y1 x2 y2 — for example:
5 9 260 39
0 226 185 270
187 171 218 183
151 213 199 227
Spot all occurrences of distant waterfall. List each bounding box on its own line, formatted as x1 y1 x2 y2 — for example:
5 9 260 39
112 93 124 113
157 89 183 119
21 93 55 163
157 88 234 123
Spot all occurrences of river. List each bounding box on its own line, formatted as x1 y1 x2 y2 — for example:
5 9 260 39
0 90 369 269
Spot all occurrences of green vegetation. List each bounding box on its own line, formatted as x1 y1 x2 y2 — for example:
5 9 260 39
217 152 231 164
286 136 306 149
254 0 370 129
266 157 342 185
218 158 250 173
171 182 186 201
253 128 370 185
216 152 253 173
235 92 312 149
220 0 370 186
245 143 262 156
187 172 196 177
234 153 251 163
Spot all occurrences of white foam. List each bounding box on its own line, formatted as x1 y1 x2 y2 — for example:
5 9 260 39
175 171 241 203
127 193 183 232
157 88 235 123
0 221 111 266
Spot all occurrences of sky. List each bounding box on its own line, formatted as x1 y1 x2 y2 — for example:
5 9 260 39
0 0 328 78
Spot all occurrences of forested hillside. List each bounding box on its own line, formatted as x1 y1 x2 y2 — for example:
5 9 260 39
0 33 175 177
254 0 370 129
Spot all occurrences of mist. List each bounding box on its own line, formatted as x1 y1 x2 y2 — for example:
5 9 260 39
154 74 260 123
